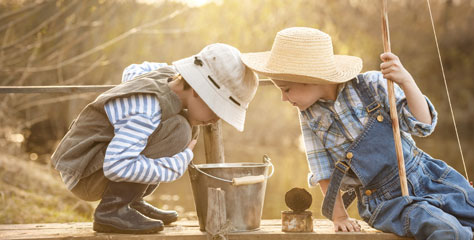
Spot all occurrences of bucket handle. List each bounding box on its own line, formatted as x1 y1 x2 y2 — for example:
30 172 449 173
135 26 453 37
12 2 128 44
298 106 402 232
189 154 275 186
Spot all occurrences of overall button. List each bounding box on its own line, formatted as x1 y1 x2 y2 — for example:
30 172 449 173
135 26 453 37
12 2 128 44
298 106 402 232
377 115 384 122
346 152 353 159
365 190 372 196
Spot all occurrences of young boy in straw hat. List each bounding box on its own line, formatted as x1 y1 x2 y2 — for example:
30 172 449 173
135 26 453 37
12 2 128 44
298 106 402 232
242 27 474 239
51 43 258 234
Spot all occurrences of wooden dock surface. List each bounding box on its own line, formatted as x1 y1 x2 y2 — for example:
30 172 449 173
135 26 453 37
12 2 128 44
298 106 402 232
0 219 411 240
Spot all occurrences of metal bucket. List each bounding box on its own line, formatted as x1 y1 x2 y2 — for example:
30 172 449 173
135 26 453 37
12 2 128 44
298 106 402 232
188 155 274 232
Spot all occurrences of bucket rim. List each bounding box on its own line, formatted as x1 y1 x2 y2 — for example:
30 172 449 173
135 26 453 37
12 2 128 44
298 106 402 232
191 162 269 169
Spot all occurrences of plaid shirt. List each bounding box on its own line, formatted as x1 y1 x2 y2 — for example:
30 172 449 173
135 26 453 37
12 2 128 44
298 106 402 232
300 71 438 187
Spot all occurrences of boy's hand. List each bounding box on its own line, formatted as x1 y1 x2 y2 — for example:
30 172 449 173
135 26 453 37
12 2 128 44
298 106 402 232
333 215 361 232
318 179 361 232
380 52 432 124
187 139 197 151
380 52 415 89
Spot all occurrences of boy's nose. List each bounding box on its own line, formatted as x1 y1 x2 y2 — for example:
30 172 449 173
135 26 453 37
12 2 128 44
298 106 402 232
281 93 288 102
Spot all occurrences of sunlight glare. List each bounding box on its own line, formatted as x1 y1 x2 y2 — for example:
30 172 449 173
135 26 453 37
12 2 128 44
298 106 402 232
136 0 221 7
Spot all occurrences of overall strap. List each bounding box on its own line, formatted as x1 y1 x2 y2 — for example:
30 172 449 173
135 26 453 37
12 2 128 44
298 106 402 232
354 74 381 116
321 153 355 220
321 74 382 220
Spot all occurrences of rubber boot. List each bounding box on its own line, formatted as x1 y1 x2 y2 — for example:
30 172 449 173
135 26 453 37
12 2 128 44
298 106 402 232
130 184 178 225
93 181 164 234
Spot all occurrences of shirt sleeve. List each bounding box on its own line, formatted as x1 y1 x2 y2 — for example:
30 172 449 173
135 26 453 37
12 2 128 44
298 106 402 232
363 71 438 137
103 94 193 184
299 112 332 187
122 61 169 83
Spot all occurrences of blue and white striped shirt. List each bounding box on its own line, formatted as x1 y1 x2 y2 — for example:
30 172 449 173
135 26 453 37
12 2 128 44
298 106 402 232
121 61 169 82
101 61 192 184
60 61 192 190
300 71 438 187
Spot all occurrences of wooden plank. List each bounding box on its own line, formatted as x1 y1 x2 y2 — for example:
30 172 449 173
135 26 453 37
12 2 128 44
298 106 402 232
0 85 115 94
206 188 226 238
0 80 273 94
0 220 412 240
202 120 224 164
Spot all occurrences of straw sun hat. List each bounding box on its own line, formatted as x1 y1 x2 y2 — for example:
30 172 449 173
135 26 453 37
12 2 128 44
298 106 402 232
173 43 258 132
241 27 363 84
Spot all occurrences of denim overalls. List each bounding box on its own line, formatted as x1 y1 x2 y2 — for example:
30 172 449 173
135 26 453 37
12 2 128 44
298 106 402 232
321 75 474 240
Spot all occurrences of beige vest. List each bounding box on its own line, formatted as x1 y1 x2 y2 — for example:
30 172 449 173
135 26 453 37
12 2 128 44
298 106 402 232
51 67 192 188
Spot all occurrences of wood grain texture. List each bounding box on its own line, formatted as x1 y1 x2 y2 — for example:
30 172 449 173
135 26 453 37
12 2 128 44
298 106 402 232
0 220 412 240
202 120 224 164
206 188 226 236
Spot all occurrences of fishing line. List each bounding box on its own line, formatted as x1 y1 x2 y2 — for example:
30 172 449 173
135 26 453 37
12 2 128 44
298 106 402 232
426 0 469 182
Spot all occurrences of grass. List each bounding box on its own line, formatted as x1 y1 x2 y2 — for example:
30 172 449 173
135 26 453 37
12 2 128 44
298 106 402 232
0 153 93 224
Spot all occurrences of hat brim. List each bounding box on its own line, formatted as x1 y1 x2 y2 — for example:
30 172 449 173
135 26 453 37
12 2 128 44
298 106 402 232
173 56 246 132
241 51 362 84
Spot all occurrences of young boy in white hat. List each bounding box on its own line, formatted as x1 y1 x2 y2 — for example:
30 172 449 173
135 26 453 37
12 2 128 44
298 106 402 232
51 43 258 234
242 27 474 239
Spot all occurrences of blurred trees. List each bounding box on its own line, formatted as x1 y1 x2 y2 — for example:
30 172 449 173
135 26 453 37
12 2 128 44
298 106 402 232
0 0 473 221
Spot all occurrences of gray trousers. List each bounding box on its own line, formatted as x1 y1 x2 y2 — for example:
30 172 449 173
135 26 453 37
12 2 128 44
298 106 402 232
71 169 109 201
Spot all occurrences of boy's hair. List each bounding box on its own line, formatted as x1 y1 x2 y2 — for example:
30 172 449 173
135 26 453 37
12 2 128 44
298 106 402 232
171 74 191 90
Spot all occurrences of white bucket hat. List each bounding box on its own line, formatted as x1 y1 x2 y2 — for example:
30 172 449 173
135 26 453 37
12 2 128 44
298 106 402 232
241 27 363 84
173 43 258 132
